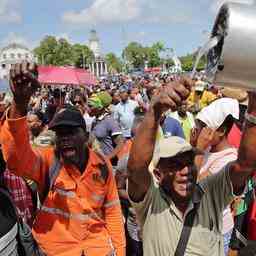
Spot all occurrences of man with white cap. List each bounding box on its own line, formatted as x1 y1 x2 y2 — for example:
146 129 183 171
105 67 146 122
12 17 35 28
127 79 256 256
191 98 240 255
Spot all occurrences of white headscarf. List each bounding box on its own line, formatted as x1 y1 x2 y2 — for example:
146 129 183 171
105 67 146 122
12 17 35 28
196 98 239 129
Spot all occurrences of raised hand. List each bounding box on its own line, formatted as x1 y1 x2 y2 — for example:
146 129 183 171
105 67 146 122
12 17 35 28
9 62 40 115
150 77 193 119
196 127 215 151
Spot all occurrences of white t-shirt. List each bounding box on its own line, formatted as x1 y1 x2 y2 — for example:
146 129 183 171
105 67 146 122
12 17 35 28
200 147 238 234
83 113 95 133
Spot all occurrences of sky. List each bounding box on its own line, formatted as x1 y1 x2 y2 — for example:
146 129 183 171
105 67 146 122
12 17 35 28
0 0 254 57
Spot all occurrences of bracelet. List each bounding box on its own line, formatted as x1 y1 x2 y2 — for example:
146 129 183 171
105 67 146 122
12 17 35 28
245 112 256 125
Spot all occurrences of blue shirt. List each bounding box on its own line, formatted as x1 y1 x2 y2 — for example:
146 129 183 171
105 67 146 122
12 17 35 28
162 117 185 139
114 99 139 138
92 114 122 156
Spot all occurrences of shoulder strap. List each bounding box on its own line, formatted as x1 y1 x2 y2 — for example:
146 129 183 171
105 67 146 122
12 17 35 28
94 151 110 183
174 185 204 256
41 157 62 204
174 205 199 256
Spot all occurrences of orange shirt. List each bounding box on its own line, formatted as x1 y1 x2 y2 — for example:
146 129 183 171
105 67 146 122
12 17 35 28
0 116 125 256
117 139 133 160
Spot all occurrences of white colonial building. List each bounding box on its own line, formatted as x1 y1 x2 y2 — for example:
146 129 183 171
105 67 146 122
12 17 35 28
88 30 108 78
0 43 35 79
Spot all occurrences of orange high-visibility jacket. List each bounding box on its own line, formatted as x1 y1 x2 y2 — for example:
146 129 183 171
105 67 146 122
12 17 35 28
0 116 126 256
117 139 132 160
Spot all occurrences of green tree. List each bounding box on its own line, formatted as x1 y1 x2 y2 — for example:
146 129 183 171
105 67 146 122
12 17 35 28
145 47 160 67
122 42 145 69
105 52 122 73
72 44 94 68
180 54 193 71
55 38 73 66
152 41 165 53
122 41 166 69
145 43 166 68
34 36 93 68
34 36 59 65
179 50 206 71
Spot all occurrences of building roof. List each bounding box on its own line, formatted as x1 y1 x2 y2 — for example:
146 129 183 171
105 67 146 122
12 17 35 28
0 43 30 53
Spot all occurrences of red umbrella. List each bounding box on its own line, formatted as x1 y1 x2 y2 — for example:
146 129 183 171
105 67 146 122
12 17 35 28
38 66 97 86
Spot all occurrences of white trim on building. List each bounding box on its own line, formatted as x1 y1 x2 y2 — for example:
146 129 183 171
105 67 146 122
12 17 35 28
0 43 35 79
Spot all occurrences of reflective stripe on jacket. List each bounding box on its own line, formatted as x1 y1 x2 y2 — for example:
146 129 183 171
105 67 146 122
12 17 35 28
0 116 125 256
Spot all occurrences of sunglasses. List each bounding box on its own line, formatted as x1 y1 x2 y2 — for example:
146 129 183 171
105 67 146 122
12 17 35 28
73 100 83 105
158 156 195 173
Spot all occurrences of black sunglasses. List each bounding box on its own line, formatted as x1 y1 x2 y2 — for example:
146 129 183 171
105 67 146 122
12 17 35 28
73 100 83 105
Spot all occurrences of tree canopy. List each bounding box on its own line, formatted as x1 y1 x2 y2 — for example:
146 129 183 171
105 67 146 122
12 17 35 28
180 50 206 71
122 41 166 69
122 42 146 69
72 44 94 68
105 53 122 73
34 36 94 68
34 35 206 72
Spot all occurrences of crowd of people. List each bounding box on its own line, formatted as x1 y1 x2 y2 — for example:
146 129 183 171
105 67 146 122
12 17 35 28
0 63 256 256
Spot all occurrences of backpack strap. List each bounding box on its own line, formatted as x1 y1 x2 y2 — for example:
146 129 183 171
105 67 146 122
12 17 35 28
174 185 204 256
94 151 110 183
41 152 109 204
41 157 62 204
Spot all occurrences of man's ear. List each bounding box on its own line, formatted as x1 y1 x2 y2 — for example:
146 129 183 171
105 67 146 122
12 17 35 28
153 168 163 182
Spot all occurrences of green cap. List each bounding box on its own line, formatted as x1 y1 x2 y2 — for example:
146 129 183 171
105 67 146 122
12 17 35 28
88 92 112 109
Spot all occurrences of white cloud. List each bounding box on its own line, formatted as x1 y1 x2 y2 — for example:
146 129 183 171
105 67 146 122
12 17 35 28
211 0 254 12
0 0 22 23
62 0 192 26
62 0 141 25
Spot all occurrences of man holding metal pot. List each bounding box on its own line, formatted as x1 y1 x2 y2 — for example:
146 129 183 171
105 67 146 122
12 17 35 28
127 78 256 256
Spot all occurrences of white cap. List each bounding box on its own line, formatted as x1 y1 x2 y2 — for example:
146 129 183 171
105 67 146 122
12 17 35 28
196 97 239 129
149 136 194 173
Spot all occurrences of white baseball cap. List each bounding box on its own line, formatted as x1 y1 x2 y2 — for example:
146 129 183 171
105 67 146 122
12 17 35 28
148 136 198 173
196 97 239 129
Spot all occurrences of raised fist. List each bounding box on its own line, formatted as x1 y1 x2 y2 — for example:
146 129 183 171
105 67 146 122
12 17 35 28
9 62 40 112
150 77 193 119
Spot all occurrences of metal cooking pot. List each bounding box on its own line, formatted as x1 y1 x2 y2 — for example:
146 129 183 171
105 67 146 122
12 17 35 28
206 2 256 90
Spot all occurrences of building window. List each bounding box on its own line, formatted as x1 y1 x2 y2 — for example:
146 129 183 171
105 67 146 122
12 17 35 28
3 54 6 59
25 54 29 59
17 53 22 58
10 53 15 59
